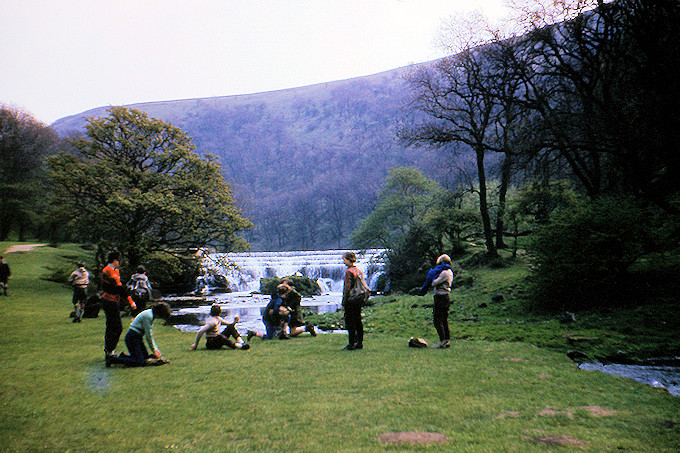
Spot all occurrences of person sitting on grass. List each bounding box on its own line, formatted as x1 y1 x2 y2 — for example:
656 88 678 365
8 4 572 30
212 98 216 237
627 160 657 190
106 302 172 367
190 304 250 351
247 284 290 341
279 283 317 338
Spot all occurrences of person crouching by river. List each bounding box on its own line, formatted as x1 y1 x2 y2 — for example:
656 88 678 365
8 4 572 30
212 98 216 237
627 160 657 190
190 304 250 351
106 302 172 367
419 254 454 349
279 283 317 339
101 251 136 360
341 251 365 351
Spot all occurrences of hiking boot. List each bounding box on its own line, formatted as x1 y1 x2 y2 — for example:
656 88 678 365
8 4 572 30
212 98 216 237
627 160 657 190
342 344 356 351
240 343 250 350
305 323 317 337
247 330 256 342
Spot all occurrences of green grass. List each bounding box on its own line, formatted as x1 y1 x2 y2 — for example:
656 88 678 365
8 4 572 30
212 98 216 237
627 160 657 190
1 243 679 452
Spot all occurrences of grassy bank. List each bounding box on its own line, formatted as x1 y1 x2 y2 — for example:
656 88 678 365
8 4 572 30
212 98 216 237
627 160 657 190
1 243 678 452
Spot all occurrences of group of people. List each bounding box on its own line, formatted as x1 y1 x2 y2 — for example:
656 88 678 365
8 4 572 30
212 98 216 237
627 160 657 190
65 247 454 367
245 278 317 342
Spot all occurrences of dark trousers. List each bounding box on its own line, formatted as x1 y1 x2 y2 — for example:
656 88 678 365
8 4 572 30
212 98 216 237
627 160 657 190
102 298 122 354
111 330 149 366
206 325 239 349
433 293 451 342
344 302 363 346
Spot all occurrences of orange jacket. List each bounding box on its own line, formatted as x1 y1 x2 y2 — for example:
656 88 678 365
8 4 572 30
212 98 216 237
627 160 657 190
101 264 135 307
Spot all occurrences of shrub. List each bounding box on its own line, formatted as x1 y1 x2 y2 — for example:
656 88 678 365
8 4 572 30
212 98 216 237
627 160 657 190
142 252 201 295
529 195 651 310
260 276 321 297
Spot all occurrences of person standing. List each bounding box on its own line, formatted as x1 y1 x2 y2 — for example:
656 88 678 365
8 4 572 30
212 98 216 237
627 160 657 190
0 256 10 296
421 254 454 349
68 262 89 322
341 251 365 351
101 251 136 360
127 265 152 316
106 302 172 367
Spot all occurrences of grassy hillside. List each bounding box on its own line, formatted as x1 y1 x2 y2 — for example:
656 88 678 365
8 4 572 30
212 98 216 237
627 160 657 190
1 243 678 452
49 65 477 251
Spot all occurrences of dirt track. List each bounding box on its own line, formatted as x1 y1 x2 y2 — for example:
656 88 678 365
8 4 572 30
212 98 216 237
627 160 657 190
3 243 47 254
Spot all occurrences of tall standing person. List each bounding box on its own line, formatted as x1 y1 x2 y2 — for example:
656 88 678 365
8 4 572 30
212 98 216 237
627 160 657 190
0 256 10 296
341 251 365 351
68 262 89 322
421 254 454 349
101 251 136 360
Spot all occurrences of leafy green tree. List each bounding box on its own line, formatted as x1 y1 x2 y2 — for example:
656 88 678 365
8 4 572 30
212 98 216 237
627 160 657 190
529 195 652 310
351 167 441 249
0 105 60 240
47 107 252 268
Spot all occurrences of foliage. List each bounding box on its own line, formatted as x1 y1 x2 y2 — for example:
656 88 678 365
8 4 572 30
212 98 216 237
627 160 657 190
0 105 61 241
47 107 252 268
528 195 653 310
351 166 442 249
260 275 321 297
141 252 202 295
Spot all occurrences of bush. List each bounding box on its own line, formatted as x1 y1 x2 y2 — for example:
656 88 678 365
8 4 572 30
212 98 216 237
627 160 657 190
260 276 321 297
142 252 201 295
529 195 652 310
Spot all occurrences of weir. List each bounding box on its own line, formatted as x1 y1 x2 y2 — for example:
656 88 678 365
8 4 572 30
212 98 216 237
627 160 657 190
196 248 387 293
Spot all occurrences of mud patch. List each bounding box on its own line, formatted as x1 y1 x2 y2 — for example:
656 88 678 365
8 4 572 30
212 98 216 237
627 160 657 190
539 408 574 419
378 431 448 445
580 405 616 417
496 411 520 419
532 435 586 448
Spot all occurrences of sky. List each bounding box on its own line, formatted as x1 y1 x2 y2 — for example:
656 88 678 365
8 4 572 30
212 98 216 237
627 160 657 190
1 0 509 125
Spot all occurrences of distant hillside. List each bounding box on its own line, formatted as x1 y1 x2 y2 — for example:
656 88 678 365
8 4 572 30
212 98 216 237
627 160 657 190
52 65 450 251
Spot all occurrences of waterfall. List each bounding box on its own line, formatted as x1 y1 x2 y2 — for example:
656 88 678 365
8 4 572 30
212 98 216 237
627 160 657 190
198 249 387 293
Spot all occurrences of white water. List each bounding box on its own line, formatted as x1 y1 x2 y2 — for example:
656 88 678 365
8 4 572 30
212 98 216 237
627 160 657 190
197 249 386 293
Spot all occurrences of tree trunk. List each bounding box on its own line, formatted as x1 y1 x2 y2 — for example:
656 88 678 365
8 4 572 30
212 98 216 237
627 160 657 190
495 154 512 249
476 147 498 258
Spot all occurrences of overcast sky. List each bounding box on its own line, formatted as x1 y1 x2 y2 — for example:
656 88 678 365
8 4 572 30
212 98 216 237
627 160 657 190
1 0 509 125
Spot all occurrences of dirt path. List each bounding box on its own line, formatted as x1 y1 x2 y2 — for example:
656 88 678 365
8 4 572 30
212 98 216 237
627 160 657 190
3 243 47 254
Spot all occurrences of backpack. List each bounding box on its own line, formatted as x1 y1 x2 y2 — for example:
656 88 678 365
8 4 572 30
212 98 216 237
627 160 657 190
348 271 371 306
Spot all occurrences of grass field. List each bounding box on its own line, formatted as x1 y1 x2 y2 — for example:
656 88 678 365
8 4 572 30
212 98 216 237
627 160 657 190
1 243 678 452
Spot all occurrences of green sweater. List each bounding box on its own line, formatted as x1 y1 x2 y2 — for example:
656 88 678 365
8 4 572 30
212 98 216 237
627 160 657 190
129 309 158 352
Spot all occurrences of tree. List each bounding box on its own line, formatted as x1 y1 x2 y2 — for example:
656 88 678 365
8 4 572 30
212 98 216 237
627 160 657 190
351 167 441 250
509 0 680 209
47 107 252 268
0 105 60 241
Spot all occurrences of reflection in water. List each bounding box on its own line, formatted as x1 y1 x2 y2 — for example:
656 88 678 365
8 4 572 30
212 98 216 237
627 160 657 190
171 291 342 334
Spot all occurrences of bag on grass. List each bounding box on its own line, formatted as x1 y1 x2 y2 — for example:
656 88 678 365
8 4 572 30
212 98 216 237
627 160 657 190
408 337 429 348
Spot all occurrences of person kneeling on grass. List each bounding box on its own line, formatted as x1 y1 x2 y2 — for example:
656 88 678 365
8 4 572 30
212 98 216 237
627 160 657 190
106 302 172 367
190 304 250 351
